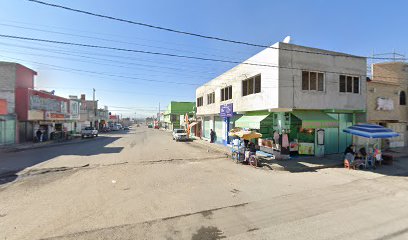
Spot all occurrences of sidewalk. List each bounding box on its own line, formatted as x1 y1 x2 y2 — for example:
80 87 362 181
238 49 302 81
0 137 84 154
192 139 344 172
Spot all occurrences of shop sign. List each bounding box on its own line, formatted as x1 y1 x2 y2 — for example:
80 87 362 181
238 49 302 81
28 110 44 120
220 103 233 118
298 142 314 155
376 97 394 111
45 111 66 120
30 95 61 112
109 115 118 120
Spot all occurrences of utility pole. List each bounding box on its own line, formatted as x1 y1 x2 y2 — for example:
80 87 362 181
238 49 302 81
158 102 160 122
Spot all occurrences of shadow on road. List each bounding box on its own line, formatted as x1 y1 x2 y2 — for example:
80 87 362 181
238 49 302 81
0 136 123 186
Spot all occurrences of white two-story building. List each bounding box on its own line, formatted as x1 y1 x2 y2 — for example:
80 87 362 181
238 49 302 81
196 41 367 156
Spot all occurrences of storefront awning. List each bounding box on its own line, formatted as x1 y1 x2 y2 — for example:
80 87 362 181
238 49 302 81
292 111 338 128
235 113 270 129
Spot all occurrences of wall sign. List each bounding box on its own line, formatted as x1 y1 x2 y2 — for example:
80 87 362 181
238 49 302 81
376 97 394 111
220 103 233 118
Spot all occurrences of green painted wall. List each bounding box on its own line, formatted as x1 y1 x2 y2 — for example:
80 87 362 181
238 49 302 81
164 101 195 125
0 116 16 145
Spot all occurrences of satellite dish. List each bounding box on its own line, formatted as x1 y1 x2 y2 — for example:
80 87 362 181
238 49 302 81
283 36 291 43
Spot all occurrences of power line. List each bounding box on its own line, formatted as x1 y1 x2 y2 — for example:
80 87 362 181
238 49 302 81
0 34 279 67
25 0 407 61
0 34 372 80
0 22 246 61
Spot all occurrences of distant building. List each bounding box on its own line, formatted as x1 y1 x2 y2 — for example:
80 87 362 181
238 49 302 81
367 62 408 147
163 101 195 130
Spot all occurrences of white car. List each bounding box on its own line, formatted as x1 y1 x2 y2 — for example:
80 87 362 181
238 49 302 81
172 129 188 141
81 127 98 138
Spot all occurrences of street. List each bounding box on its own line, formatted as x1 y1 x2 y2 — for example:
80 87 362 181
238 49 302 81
1 127 408 240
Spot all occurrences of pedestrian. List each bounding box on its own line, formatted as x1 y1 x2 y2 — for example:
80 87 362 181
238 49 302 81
210 129 216 143
36 129 42 142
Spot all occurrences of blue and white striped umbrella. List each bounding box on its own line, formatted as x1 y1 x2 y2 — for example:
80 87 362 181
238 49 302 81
343 124 400 139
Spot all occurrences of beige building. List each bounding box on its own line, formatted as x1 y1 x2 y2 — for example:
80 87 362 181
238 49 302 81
367 62 408 147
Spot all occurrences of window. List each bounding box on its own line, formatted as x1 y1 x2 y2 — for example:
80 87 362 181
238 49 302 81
346 76 353 93
196 97 203 107
318 73 324 91
339 75 346 92
339 75 360 94
207 92 215 105
310 72 317 90
221 86 232 101
302 71 324 92
400 91 406 105
353 77 359 94
242 75 261 96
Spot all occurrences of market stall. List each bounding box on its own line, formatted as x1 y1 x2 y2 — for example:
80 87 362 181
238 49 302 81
343 124 399 168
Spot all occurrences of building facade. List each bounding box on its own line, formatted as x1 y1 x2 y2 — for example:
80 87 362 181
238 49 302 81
0 62 37 145
367 62 408 147
196 42 367 156
163 101 195 130
15 88 77 141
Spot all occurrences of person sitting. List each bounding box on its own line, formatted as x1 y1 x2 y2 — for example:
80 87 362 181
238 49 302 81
358 147 367 158
344 144 355 156
248 142 256 153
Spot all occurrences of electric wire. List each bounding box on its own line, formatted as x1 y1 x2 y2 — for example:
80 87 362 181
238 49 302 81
25 0 407 61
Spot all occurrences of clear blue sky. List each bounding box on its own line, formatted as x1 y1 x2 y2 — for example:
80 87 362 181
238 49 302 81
1 0 407 117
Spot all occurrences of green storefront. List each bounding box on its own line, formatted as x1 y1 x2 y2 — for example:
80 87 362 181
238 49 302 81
235 111 274 138
163 101 195 130
234 110 357 156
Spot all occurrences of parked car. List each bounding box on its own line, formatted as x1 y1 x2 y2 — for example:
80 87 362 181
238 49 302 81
124 126 130 131
110 125 120 131
148 124 153 128
172 129 188 141
81 127 98 138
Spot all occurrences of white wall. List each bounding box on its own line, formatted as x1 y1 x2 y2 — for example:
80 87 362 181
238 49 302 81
196 42 280 116
196 42 367 116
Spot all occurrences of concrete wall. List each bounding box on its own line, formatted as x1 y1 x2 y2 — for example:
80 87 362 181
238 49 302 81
196 42 280 116
196 42 367 117
278 42 367 110
0 62 17 113
366 81 404 121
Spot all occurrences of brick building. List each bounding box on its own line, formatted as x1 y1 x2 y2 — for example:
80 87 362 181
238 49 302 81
367 62 408 147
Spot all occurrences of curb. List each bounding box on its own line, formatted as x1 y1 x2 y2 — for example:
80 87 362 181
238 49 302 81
0 137 105 153
190 139 343 172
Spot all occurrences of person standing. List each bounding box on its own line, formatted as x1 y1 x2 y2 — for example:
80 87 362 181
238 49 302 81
36 129 42 142
210 129 216 143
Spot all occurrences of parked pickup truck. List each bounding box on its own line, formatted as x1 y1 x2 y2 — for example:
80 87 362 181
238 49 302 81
81 127 98 138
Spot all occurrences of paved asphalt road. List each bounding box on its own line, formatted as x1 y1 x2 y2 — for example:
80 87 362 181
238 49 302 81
1 126 408 240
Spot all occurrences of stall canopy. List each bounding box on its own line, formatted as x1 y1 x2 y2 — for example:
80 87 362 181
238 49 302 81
292 111 338 128
235 112 271 129
343 124 399 139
